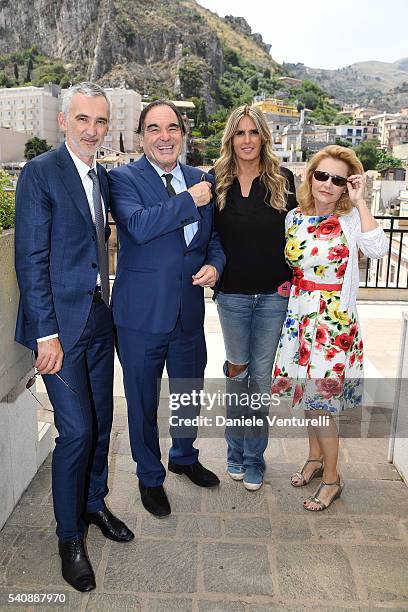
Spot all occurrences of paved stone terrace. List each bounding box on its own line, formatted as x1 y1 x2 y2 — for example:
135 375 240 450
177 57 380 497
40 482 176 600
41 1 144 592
2 404 408 611
1 302 408 611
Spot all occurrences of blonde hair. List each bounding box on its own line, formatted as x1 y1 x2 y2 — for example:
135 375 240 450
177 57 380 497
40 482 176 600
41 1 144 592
214 105 288 211
298 145 364 216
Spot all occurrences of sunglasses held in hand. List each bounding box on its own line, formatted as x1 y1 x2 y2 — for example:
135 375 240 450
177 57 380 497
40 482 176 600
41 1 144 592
313 170 349 187
26 371 78 411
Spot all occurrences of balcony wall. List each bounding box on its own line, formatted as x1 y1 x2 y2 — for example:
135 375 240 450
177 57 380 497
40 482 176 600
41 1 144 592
0 229 51 530
389 312 408 483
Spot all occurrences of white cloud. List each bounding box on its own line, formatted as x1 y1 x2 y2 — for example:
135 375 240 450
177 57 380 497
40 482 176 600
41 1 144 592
197 0 408 69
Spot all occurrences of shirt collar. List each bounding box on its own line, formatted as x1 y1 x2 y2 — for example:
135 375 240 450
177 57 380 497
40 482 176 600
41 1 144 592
146 157 183 184
65 142 97 180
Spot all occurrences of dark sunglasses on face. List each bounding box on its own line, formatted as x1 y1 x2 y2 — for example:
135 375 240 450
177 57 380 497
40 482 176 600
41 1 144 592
313 170 348 187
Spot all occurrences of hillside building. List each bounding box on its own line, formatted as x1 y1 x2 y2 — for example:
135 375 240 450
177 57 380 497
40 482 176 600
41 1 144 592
59 87 142 153
371 113 408 150
253 97 300 145
0 85 142 159
0 84 61 147
0 126 27 162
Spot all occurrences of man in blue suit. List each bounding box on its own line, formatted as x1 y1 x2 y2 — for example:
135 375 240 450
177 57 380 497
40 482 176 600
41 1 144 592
14 83 133 593
109 100 225 517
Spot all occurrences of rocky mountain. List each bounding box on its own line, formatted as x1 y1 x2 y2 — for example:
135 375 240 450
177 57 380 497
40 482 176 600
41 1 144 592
285 58 408 111
0 0 280 111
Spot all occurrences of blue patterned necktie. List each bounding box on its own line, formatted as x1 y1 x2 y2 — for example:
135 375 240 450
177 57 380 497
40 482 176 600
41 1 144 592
88 169 109 305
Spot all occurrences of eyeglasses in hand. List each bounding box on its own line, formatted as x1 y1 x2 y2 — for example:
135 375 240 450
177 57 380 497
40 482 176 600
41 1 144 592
26 371 77 412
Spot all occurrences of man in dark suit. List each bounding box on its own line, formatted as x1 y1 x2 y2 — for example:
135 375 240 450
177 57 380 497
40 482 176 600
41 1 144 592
109 100 225 517
14 83 133 593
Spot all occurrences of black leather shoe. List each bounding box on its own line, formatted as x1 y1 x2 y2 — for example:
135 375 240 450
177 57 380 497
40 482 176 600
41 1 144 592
58 538 96 592
83 503 134 542
139 483 171 517
168 460 220 487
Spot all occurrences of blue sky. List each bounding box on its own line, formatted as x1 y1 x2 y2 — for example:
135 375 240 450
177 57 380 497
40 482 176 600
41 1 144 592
197 0 408 70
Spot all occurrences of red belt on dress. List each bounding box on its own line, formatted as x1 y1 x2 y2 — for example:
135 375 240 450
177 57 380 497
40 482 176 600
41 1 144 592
292 278 343 291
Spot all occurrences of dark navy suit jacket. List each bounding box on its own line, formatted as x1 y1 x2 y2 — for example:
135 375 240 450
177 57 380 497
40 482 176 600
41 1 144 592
109 155 225 334
14 143 110 352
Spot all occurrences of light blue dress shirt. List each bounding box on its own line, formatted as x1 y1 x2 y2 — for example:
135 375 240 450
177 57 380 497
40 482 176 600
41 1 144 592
147 158 198 246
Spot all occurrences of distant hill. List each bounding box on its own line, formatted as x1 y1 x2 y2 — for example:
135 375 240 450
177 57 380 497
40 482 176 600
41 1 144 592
284 58 408 111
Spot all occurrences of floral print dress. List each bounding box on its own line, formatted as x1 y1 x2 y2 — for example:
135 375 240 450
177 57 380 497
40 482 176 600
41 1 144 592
273 208 363 413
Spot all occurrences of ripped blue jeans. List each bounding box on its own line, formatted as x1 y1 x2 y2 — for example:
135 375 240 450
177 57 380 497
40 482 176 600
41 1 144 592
216 291 288 473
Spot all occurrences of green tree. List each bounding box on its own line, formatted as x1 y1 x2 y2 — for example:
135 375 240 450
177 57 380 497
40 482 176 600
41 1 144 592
353 140 378 171
335 138 352 148
186 146 203 166
250 75 259 91
179 58 204 98
300 91 319 110
59 75 71 88
119 132 125 153
0 71 12 87
196 99 209 138
224 47 240 67
0 170 15 232
24 136 52 160
376 150 403 172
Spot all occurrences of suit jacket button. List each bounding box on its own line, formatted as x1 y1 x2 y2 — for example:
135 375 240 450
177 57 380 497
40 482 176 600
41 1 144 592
88 290 93 295
91 263 97 268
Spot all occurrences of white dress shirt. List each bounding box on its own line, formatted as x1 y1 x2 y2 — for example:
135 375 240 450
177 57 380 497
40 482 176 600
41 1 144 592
147 158 198 245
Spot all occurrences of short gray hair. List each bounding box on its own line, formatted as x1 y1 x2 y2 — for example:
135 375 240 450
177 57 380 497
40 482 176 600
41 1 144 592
62 82 111 119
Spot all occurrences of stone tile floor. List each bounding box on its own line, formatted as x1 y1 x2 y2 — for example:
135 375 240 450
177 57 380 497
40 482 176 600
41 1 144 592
1 300 408 611
1 404 408 611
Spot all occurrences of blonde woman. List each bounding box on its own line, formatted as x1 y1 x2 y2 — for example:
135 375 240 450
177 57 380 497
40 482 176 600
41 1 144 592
214 105 297 490
273 145 388 510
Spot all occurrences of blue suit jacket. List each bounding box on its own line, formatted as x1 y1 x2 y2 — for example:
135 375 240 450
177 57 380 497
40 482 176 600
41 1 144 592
109 155 225 334
14 144 110 352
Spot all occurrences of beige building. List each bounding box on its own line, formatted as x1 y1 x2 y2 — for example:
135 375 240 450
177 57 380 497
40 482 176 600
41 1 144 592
384 115 408 150
393 143 408 163
276 76 302 88
99 88 141 153
58 87 141 153
0 126 27 162
253 97 300 145
0 85 61 147
0 85 142 158
371 113 408 150
352 106 382 121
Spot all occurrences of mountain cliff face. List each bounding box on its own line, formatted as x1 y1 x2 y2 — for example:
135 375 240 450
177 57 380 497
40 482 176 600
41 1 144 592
0 0 279 110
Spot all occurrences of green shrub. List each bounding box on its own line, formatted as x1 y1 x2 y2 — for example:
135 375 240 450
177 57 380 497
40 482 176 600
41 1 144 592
0 170 15 232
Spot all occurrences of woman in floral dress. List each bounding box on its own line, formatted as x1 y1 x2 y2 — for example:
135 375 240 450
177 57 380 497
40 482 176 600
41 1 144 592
273 145 388 511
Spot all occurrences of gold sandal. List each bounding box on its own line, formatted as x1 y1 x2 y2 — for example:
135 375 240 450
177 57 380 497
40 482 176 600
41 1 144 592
290 458 323 487
303 474 344 511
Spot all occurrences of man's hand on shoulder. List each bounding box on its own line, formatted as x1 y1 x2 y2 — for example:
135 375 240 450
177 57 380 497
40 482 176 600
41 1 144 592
187 181 212 207
36 338 64 375
192 264 218 287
